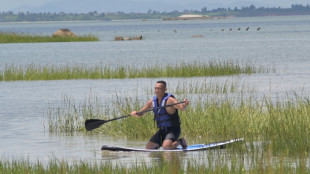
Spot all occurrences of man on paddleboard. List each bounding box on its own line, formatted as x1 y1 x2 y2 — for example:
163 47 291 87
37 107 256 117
131 80 189 150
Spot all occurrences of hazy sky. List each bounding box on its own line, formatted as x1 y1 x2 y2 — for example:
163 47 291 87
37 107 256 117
0 0 309 13
0 0 49 9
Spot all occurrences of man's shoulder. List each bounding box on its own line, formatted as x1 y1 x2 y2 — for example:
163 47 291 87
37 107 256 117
166 96 177 103
146 99 153 102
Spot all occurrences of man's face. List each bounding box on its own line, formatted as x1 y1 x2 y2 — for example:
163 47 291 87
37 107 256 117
155 83 166 97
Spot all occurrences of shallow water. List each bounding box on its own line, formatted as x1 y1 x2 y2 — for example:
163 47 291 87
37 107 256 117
0 15 310 165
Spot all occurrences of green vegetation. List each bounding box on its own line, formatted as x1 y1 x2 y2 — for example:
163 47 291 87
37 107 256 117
0 61 271 81
1 155 309 174
0 32 99 43
44 80 310 173
165 79 256 95
47 84 310 155
0 4 309 22
47 79 253 133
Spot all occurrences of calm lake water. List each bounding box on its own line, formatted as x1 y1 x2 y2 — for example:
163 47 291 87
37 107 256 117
0 15 310 165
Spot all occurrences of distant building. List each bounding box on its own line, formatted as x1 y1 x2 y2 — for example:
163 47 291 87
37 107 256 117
178 14 208 18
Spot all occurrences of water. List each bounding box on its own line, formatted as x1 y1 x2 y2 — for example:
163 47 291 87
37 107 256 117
0 15 310 165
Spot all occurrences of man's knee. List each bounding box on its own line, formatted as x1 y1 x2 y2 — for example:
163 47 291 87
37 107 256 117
146 141 160 149
162 139 174 150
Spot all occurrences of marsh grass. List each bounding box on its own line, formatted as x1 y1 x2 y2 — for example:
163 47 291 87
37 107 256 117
47 90 310 155
164 78 256 95
1 155 309 174
0 32 99 43
47 95 108 133
1 60 272 81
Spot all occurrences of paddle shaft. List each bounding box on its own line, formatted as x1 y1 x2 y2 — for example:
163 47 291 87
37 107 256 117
85 101 186 131
105 101 185 123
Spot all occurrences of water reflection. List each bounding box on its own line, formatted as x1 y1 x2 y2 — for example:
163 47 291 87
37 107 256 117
150 152 185 174
100 150 186 171
150 151 185 163
101 151 135 161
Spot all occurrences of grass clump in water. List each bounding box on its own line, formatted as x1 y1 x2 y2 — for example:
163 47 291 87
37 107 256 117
0 32 99 43
1 60 272 81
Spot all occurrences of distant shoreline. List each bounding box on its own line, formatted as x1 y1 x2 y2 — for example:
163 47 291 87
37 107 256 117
0 4 309 22
0 14 309 24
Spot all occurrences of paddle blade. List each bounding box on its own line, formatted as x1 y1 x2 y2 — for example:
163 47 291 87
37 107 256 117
85 119 107 131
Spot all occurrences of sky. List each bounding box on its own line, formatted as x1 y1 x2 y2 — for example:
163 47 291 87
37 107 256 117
0 0 309 13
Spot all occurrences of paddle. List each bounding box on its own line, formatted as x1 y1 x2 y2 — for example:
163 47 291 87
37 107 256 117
85 101 185 131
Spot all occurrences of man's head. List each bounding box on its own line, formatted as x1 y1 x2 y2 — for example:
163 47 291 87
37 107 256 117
155 80 167 97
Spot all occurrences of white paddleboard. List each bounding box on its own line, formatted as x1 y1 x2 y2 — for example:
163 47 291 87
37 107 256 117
101 138 244 152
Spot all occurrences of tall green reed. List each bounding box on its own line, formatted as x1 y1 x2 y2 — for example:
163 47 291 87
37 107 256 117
46 94 108 133
263 93 310 155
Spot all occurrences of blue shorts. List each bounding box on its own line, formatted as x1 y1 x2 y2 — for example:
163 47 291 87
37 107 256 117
149 127 181 146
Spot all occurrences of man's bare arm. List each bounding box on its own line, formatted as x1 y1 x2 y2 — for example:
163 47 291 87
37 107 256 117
131 99 153 117
167 97 189 111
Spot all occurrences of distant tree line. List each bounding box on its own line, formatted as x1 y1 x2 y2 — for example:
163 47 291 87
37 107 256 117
0 11 106 22
0 4 309 22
